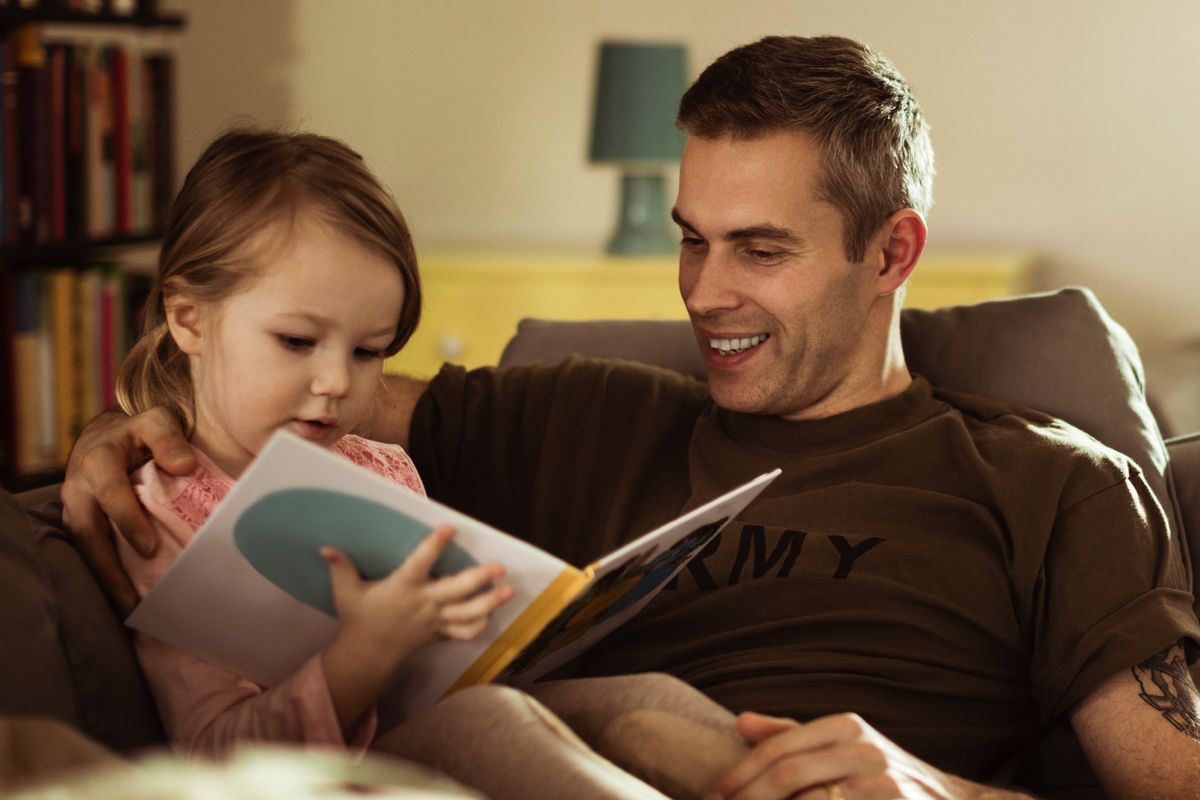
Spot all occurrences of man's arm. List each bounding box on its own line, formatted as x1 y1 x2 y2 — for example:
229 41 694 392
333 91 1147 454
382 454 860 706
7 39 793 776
352 373 429 449
703 712 1030 800
1070 642 1200 798
62 406 196 614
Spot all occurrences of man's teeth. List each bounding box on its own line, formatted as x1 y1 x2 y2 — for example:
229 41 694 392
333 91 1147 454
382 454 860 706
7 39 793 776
709 334 768 356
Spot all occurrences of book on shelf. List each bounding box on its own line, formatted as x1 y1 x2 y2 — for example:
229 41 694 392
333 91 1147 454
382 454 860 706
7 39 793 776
127 430 781 718
0 263 148 481
0 26 175 246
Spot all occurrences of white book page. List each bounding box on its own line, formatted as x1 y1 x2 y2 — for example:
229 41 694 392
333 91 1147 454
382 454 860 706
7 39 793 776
128 431 567 712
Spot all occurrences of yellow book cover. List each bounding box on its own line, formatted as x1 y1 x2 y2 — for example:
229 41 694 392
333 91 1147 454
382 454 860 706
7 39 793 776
128 431 779 718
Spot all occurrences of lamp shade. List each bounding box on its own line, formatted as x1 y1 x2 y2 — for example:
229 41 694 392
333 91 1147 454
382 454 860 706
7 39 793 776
589 41 687 164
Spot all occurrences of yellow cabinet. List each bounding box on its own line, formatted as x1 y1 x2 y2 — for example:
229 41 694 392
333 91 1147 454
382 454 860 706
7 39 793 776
387 250 1034 377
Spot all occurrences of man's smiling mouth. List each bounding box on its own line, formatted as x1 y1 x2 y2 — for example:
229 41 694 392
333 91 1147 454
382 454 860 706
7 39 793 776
709 333 770 356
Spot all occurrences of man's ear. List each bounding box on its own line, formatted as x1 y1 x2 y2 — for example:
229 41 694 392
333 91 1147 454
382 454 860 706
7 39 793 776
875 209 927 296
164 294 205 356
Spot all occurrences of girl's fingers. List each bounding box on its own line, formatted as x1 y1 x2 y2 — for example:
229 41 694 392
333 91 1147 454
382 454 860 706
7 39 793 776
397 525 455 581
425 562 508 603
440 618 489 642
322 546 363 611
438 583 515 624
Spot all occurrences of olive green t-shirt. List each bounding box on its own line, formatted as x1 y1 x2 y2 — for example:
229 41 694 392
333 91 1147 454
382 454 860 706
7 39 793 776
409 357 1200 782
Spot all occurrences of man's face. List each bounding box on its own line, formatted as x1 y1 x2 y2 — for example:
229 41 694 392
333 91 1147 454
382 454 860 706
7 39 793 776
675 131 889 420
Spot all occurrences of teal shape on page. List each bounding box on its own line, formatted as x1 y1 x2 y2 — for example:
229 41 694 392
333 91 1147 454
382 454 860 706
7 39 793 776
233 488 478 618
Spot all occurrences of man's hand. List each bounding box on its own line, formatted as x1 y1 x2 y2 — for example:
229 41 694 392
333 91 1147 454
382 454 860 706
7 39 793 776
703 711 1030 800
61 407 195 614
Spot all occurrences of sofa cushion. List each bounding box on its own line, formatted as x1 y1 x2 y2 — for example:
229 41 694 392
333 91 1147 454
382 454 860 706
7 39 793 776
8 488 164 751
499 288 1182 577
0 490 80 729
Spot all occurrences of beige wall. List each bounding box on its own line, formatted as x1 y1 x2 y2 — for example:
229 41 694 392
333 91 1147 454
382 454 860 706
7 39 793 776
177 0 1200 353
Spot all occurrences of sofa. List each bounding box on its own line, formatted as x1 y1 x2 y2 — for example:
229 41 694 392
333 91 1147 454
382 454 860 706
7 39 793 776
3 287 1200 795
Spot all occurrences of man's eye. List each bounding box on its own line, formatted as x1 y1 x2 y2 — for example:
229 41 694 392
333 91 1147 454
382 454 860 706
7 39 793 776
277 335 314 350
747 249 783 262
680 236 705 249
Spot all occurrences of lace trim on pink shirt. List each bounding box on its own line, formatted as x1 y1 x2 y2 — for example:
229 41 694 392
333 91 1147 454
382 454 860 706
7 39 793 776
333 435 426 496
160 435 421 529
167 466 232 530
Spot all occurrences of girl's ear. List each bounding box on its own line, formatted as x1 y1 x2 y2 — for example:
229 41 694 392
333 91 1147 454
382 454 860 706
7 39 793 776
164 295 205 356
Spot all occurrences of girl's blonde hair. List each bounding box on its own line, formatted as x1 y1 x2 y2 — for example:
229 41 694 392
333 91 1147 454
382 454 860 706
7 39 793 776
116 128 422 434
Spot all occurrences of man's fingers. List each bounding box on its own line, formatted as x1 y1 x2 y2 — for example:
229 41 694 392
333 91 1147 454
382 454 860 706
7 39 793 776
709 714 860 800
136 408 196 476
86 448 160 557
398 525 455 580
737 711 801 743
68 519 139 615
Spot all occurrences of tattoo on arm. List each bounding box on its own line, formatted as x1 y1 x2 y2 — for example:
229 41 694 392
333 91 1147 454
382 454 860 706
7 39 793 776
1132 644 1200 741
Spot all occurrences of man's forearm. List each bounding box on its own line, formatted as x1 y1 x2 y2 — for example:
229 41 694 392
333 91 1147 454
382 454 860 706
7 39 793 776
356 373 429 448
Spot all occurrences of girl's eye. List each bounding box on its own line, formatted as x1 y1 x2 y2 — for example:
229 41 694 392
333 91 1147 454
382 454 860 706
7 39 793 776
277 334 314 350
354 348 385 361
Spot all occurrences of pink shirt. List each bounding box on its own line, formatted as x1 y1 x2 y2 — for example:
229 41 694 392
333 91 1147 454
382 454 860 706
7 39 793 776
118 435 426 757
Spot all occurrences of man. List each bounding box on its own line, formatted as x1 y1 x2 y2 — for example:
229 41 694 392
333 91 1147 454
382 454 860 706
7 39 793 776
64 36 1200 799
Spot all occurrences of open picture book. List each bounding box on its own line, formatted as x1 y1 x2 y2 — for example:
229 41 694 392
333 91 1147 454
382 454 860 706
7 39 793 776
127 430 780 717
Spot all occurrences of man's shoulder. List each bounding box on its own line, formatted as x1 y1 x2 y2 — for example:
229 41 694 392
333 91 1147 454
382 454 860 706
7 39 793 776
437 354 709 402
930 382 1138 488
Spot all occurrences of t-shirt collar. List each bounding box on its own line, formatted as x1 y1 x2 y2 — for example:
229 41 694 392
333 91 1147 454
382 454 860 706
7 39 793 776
713 374 941 453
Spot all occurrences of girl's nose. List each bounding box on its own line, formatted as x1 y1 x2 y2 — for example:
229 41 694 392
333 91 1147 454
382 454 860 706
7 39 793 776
311 355 351 398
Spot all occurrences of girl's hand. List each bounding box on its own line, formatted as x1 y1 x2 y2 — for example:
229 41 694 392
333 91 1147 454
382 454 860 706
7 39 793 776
318 525 512 730
425 559 515 641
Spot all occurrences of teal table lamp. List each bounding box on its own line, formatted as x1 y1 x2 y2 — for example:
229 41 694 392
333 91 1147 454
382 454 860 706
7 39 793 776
589 41 687 255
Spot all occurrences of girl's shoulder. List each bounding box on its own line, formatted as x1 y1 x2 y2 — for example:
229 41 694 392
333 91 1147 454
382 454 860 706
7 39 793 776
132 445 234 532
332 435 426 496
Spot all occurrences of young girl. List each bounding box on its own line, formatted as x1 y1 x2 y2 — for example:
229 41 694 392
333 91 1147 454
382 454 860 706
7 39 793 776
116 128 748 800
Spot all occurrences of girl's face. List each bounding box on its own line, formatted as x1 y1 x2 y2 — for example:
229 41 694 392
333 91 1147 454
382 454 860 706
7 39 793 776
169 214 405 478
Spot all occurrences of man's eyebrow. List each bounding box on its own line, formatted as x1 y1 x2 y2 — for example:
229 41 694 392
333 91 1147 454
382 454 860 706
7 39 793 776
671 209 804 247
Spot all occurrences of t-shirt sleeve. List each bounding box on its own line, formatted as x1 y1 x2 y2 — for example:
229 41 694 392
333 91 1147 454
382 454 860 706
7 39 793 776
408 356 707 563
1030 463 1200 718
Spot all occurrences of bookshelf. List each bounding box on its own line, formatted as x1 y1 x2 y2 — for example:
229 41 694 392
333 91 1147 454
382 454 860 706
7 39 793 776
0 5 184 491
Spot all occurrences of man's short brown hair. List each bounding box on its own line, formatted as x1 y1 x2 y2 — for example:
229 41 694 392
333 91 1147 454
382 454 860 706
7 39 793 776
677 35 934 262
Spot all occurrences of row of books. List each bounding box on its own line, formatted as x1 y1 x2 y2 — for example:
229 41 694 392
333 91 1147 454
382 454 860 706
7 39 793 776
0 263 151 480
0 27 175 245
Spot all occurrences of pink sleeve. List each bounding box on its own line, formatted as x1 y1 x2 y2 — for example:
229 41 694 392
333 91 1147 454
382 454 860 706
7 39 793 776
120 474 376 756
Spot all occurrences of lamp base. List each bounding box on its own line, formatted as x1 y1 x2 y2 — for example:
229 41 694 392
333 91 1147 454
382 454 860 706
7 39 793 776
606 172 677 256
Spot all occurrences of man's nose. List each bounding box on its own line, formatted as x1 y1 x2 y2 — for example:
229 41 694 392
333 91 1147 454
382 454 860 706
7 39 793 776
311 353 351 398
681 253 740 317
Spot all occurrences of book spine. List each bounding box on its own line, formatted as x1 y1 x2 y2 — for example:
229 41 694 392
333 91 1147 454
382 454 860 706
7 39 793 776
2 42 18 243
99 266 115 409
16 46 43 242
77 266 99 423
49 266 77 465
48 43 65 241
35 272 56 470
146 53 172 230
444 568 591 695
0 271 15 477
111 45 129 235
65 42 86 241
13 270 43 474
